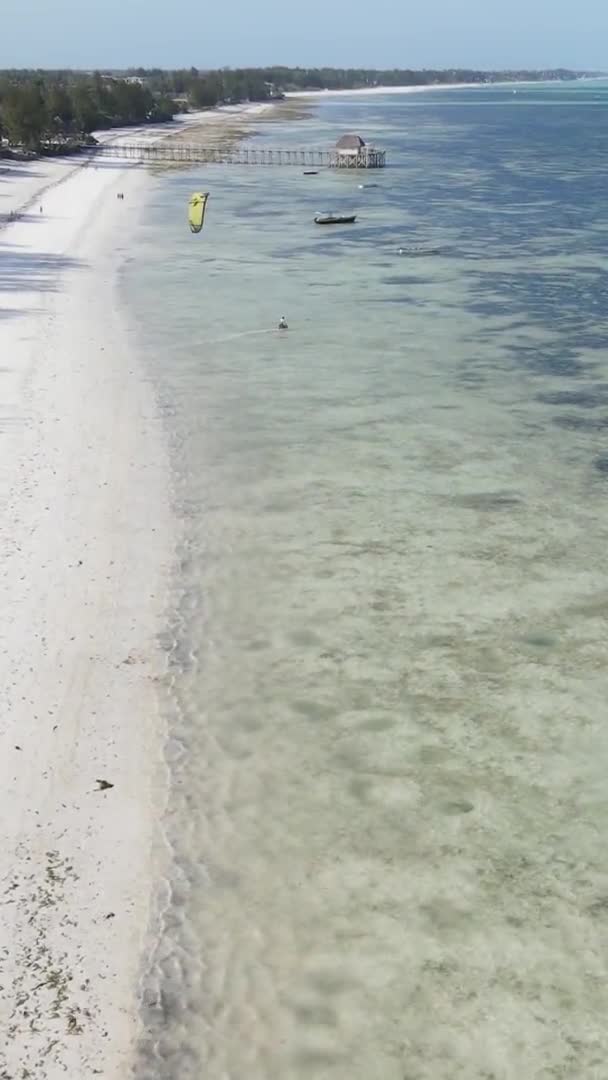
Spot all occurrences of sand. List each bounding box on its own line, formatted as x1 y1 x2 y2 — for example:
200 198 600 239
0 102 266 1078
0 145 170 1080
286 79 552 98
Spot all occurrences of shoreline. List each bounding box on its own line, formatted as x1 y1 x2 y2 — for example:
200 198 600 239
145 99 311 160
285 77 592 99
0 101 266 1077
0 102 279 224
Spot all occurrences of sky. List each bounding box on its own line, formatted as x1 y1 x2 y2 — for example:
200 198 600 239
1 0 607 71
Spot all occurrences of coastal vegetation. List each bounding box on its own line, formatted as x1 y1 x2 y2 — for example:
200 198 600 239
158 64 592 97
0 66 597 152
0 72 176 150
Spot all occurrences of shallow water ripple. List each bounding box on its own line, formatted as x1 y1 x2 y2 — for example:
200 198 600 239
131 82 608 1079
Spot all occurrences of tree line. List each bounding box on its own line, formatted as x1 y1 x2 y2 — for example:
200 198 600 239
134 64 590 100
0 68 279 149
0 72 176 150
0 65 594 151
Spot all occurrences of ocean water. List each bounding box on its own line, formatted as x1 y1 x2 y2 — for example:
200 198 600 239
127 83 608 1079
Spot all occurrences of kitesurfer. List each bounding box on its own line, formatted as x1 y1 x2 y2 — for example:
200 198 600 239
188 192 209 234
278 316 288 330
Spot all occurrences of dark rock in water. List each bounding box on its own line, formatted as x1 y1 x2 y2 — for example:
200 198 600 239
292 699 336 722
522 631 556 649
537 389 608 408
442 800 475 815
593 454 608 476
383 274 430 286
552 414 608 432
452 491 522 511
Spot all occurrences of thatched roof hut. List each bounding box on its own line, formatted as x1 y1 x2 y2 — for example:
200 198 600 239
335 134 367 154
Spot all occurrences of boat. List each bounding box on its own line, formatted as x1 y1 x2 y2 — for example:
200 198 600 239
396 245 441 257
303 170 319 175
314 212 357 225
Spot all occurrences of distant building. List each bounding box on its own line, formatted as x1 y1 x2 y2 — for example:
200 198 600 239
335 133 367 159
264 81 285 100
100 74 144 85
332 134 385 169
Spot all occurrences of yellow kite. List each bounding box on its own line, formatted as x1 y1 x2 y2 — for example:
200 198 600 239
188 192 209 234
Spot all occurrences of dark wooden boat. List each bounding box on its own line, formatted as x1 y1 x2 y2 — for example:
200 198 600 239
314 212 357 225
303 170 319 175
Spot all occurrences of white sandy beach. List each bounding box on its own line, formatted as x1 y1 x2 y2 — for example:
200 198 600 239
286 83 478 97
0 103 266 1078
286 79 562 98
0 143 172 1080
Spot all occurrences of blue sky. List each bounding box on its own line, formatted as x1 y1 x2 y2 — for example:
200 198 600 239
1 0 607 70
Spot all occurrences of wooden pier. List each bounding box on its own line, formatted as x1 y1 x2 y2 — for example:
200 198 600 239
91 142 386 168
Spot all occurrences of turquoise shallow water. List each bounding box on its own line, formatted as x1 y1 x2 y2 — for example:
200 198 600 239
127 84 608 1078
